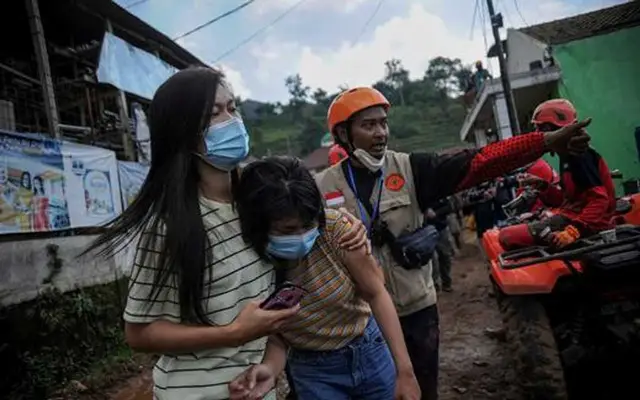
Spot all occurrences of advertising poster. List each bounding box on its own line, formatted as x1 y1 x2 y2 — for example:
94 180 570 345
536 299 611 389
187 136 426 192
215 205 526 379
0 131 70 233
118 161 149 208
61 142 122 229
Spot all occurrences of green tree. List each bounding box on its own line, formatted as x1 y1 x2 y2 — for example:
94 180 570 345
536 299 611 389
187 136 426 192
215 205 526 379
242 56 470 158
425 56 472 97
384 58 409 106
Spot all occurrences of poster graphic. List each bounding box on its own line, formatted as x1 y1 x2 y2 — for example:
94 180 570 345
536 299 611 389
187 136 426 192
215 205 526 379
84 170 115 217
0 131 70 233
61 141 122 229
118 161 149 208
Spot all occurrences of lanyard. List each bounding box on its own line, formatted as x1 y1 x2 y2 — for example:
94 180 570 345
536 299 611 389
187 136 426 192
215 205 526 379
346 161 384 234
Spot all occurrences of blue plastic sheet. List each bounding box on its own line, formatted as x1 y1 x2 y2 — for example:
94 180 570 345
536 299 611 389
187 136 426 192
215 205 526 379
96 32 178 100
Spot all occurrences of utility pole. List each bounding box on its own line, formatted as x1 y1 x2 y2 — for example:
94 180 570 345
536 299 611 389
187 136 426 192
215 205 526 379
485 0 520 135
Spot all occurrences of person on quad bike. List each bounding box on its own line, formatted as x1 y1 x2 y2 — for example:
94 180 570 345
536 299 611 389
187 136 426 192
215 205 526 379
517 158 561 212
328 143 348 166
499 98 616 250
315 87 591 399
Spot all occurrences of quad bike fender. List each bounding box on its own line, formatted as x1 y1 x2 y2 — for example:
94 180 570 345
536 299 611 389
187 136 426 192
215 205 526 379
484 228 582 295
482 228 504 262
490 258 581 295
621 193 640 226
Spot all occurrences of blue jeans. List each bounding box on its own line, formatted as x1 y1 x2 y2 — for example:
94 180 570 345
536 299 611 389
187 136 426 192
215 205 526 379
288 317 396 399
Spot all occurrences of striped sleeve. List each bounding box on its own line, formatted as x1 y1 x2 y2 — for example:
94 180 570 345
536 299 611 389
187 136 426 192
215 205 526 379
324 209 353 260
124 231 181 324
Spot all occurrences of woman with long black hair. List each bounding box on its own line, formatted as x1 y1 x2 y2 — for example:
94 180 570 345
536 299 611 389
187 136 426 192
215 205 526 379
84 67 368 400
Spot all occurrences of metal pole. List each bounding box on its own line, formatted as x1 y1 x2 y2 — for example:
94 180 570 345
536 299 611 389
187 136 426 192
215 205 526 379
485 0 520 135
25 0 60 138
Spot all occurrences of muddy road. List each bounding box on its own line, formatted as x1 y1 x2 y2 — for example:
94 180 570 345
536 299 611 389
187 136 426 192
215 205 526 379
437 243 519 400
83 238 520 400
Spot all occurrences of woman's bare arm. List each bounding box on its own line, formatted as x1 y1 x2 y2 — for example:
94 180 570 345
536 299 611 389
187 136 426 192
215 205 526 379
342 246 413 376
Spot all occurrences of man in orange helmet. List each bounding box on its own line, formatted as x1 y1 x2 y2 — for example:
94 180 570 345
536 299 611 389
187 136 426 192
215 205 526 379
500 99 616 250
316 87 591 399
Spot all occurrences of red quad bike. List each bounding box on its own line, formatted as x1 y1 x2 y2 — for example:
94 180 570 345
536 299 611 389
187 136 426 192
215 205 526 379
482 170 640 400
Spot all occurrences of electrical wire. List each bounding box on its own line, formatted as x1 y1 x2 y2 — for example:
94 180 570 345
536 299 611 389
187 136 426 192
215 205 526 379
213 0 309 63
513 0 529 27
124 0 150 9
353 0 384 45
173 0 257 41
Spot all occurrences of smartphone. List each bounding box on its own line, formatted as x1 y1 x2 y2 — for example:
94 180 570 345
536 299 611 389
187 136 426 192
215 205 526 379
260 282 306 310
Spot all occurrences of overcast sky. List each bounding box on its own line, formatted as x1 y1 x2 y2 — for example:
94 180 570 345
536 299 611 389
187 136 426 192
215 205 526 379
119 0 624 102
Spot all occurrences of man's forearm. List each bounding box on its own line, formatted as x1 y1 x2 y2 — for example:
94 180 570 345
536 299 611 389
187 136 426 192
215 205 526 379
455 132 547 191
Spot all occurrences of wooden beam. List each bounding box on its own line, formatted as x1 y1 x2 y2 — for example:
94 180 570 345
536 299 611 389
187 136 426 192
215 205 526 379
25 0 60 138
0 62 40 85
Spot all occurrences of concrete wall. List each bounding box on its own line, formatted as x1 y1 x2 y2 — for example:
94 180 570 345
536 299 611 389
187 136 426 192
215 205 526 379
506 29 548 76
492 92 516 140
551 26 640 194
0 234 136 307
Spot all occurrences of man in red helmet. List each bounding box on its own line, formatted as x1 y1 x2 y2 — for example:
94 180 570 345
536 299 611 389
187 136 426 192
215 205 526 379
516 158 561 213
316 87 590 399
499 99 616 250
328 143 348 166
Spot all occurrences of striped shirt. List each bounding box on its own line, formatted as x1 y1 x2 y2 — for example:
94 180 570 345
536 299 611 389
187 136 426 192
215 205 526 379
124 197 275 400
280 208 372 351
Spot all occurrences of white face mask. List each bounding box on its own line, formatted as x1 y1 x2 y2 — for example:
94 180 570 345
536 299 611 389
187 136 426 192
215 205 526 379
353 148 386 172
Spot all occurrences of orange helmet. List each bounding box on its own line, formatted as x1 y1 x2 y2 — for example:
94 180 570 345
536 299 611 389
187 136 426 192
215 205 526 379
327 87 390 133
531 99 577 128
328 144 348 166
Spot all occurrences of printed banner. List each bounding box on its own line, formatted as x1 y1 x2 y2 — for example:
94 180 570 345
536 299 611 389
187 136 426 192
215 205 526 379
0 131 70 233
96 32 177 100
118 161 149 208
0 130 122 234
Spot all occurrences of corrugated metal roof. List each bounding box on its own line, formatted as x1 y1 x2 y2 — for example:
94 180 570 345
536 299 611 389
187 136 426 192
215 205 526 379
488 2 640 57
520 1 640 45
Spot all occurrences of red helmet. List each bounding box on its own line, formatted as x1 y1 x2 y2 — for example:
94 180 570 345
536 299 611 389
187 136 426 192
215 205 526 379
328 144 348 166
327 87 390 134
531 99 577 128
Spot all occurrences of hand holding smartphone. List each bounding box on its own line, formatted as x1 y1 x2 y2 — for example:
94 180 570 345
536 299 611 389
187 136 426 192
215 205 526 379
260 282 306 310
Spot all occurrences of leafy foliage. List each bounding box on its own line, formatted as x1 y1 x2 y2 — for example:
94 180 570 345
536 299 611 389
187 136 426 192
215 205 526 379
0 280 130 398
242 57 473 158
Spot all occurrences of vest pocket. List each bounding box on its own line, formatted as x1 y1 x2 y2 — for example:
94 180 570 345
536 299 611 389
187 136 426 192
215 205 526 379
378 195 430 310
381 248 430 309
379 194 413 235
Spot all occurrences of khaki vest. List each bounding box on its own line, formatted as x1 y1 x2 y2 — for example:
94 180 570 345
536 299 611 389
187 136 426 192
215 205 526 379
316 150 437 317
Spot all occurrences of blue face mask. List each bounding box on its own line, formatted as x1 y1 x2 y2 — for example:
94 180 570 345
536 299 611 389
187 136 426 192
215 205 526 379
267 227 320 260
202 117 250 171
